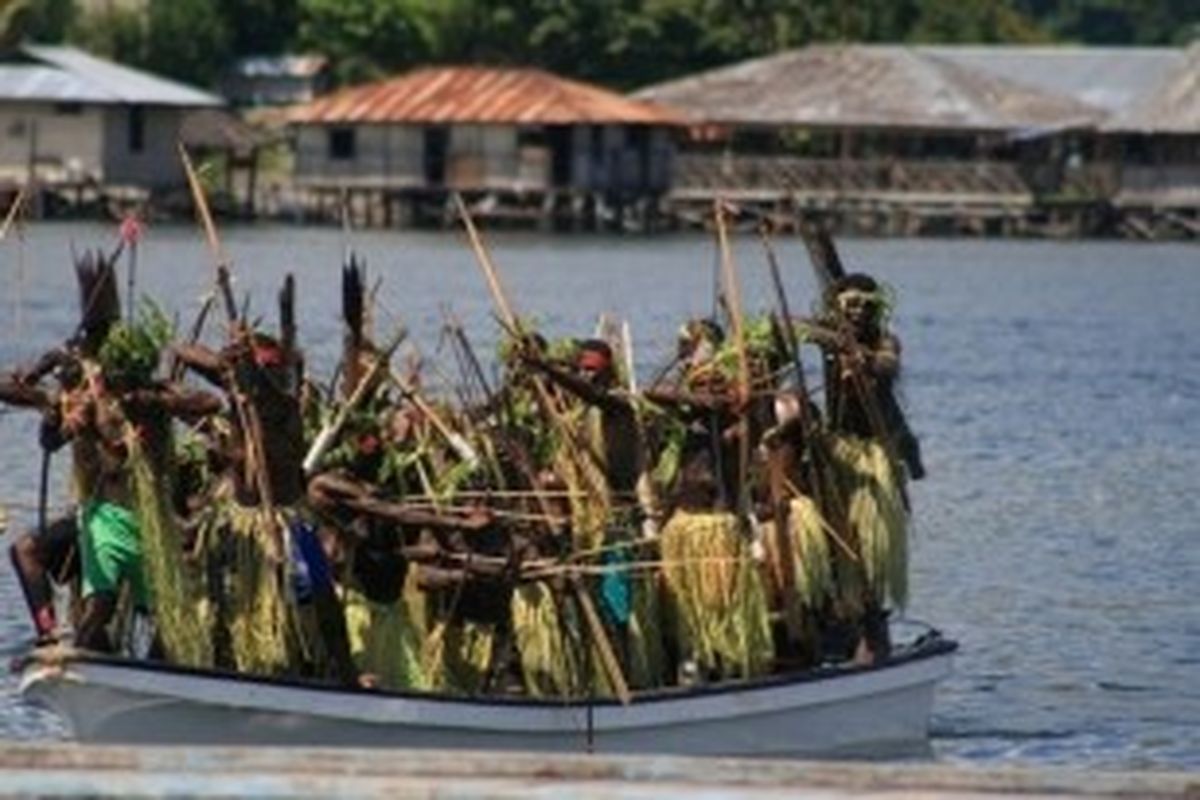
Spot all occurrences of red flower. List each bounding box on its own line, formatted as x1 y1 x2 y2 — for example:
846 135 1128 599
119 213 144 245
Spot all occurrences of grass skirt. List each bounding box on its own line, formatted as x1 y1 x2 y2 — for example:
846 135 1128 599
660 510 773 680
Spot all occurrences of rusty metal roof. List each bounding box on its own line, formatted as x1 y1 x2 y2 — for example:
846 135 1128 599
291 66 684 126
634 45 1102 133
1102 42 1200 134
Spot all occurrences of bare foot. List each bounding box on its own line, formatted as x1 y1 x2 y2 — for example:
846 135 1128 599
852 637 877 667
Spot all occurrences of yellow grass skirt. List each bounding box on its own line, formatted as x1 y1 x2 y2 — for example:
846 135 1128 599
660 510 773 680
831 435 908 609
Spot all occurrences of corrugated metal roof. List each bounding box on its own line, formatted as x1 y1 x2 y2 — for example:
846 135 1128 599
234 55 328 80
179 108 276 152
13 44 222 107
1102 42 1200 133
0 65 112 103
924 45 1182 115
291 66 683 126
634 45 1101 132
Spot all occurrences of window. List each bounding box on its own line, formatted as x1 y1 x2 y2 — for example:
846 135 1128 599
128 105 145 153
329 127 356 160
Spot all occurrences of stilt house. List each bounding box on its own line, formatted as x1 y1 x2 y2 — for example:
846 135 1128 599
0 44 223 193
289 66 683 227
635 43 1200 237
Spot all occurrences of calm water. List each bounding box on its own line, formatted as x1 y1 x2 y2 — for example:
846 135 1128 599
0 223 1197 769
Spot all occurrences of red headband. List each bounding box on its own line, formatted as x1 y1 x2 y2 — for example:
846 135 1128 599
578 349 611 371
252 342 284 368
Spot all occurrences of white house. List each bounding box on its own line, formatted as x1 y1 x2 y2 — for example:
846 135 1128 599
0 44 223 191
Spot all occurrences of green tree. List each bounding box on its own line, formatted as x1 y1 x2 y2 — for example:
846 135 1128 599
69 6 146 65
218 0 300 56
298 0 437 84
0 0 73 49
908 0 1049 43
143 0 232 86
20 0 71 41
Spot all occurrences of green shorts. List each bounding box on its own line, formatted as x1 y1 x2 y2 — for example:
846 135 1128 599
79 500 148 609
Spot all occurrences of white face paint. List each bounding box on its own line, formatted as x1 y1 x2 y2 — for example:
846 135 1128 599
689 338 716 368
774 393 800 425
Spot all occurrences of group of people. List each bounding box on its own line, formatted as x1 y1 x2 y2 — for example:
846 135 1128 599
1 241 922 699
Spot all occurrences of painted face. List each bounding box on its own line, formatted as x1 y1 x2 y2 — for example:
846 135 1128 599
577 349 613 387
837 289 878 329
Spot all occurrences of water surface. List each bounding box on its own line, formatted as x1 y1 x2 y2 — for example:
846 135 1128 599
0 223 1197 769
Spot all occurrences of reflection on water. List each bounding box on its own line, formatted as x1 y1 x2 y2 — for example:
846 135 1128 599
1 223 1197 768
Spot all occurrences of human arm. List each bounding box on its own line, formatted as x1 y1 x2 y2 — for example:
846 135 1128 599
170 344 228 388
123 384 224 422
307 472 492 532
0 376 51 409
520 353 629 413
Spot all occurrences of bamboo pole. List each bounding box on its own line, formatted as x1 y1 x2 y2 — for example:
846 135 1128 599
713 199 753 519
2 186 28 336
452 191 632 705
179 142 281 552
303 325 407 475
0 184 27 243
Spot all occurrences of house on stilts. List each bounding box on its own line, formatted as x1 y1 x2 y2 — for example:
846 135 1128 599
288 66 684 230
635 43 1200 238
0 44 229 213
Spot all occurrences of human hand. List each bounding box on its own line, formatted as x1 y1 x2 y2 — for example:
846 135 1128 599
463 506 494 531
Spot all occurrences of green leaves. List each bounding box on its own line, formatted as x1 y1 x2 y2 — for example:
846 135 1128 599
98 300 174 388
297 0 438 84
47 0 1200 90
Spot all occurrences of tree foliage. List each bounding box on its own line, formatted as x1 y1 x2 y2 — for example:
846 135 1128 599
9 0 1192 90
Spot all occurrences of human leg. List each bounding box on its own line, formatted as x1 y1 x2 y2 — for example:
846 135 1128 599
74 591 116 652
9 515 79 641
77 502 143 653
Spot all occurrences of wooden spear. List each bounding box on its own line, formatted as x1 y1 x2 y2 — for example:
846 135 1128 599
179 142 280 541
713 199 752 514
303 324 407 476
452 192 632 706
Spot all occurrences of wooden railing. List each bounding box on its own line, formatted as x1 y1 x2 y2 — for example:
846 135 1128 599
671 154 1031 200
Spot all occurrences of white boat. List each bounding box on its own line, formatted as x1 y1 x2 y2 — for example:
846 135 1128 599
18 632 955 757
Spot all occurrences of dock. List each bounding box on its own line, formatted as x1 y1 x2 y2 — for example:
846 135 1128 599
0 744 1194 798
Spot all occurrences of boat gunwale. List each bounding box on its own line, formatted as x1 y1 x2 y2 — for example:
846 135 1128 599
24 633 957 709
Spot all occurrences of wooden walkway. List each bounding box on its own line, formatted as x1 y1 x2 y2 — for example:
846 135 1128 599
0 744 1193 798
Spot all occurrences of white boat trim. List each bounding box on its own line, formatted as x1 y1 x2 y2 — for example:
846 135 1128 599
19 635 956 756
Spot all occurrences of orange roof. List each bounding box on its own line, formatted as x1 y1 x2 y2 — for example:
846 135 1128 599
291 66 684 126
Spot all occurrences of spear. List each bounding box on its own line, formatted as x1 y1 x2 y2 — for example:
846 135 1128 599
795 219 923 482
2 186 28 335
179 142 280 538
756 221 823 642
452 192 632 706
713 199 751 516
303 324 407 476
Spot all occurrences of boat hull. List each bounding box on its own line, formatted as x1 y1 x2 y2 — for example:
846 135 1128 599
20 639 955 757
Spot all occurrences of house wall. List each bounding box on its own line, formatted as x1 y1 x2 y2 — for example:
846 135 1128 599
0 102 105 181
569 125 673 195
292 121 674 194
446 125 520 187
293 124 423 188
226 75 324 107
102 105 191 189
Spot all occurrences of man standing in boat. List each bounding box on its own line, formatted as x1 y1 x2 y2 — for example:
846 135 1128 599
517 337 667 691
806 272 919 664
175 325 360 685
0 348 84 644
